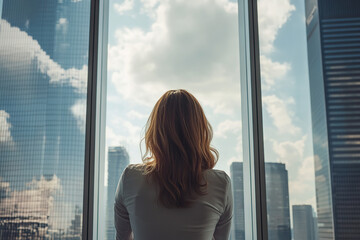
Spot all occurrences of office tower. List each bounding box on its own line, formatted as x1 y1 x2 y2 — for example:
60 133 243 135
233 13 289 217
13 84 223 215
230 162 290 240
230 162 245 240
293 205 317 240
305 0 360 239
106 146 129 240
265 163 291 240
0 0 91 238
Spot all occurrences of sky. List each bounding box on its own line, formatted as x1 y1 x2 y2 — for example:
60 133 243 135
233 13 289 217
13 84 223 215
105 0 317 214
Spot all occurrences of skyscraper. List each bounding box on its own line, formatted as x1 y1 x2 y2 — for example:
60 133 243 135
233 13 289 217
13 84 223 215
230 162 245 240
265 163 291 240
293 205 317 240
305 0 360 239
0 0 91 237
106 146 129 240
230 162 291 240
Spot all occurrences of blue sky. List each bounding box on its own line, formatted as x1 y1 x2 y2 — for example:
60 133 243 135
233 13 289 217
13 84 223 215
105 0 317 215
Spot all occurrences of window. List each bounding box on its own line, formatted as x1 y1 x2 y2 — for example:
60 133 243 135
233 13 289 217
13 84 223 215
2 0 359 239
96 0 253 239
0 0 91 239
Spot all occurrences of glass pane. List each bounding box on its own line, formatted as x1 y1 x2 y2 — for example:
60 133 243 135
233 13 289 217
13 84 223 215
257 0 360 239
98 0 252 239
0 0 91 239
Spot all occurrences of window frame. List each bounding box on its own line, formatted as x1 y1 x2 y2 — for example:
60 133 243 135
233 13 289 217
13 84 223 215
84 0 269 239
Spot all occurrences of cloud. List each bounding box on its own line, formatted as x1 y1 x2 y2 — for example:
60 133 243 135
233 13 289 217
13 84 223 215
270 136 317 208
126 110 148 120
108 0 240 115
257 0 295 54
215 120 243 165
289 155 316 207
114 0 135 15
0 20 87 94
262 95 300 135
0 175 61 216
0 20 88 131
272 135 306 165
215 120 241 138
56 18 68 35
71 99 87 133
0 110 13 144
260 55 291 90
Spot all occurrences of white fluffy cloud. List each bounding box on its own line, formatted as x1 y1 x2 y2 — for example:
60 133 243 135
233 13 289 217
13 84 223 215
272 135 306 165
0 20 87 94
258 0 295 54
108 0 240 114
260 55 291 90
0 110 13 144
289 155 316 207
70 99 87 133
0 20 88 132
215 120 241 138
271 136 317 208
114 0 135 15
262 95 300 135
0 175 61 217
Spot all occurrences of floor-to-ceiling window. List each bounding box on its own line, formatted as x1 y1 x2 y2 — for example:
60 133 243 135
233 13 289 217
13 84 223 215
1 0 359 239
97 0 252 239
257 0 360 239
0 0 92 239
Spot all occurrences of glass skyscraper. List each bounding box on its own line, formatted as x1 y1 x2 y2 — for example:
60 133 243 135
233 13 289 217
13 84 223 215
0 0 91 238
230 162 290 240
230 162 245 240
265 163 291 240
105 146 129 240
305 0 360 239
293 205 317 240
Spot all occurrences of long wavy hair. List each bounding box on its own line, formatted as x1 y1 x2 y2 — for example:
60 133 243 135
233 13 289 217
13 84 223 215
142 89 218 208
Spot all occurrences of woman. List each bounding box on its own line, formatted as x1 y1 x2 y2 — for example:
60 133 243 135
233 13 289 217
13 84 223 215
114 89 233 240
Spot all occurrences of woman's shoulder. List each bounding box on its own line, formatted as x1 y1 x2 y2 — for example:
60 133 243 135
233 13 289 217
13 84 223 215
205 168 231 185
123 163 146 176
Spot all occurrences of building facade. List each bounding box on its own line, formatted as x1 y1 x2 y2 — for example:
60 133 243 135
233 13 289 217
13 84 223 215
0 0 91 238
105 146 129 240
293 205 317 240
305 0 360 239
230 162 291 240
230 162 245 240
265 163 291 240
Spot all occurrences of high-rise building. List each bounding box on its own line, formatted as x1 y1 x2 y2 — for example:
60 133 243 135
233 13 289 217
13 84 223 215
230 162 245 240
106 146 129 240
265 163 291 240
230 162 291 240
305 0 360 239
293 205 317 240
0 0 91 238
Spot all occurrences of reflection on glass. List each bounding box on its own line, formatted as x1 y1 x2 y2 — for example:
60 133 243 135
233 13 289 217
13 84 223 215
258 0 360 239
0 0 91 239
105 147 129 240
257 0 318 239
305 0 360 239
103 0 243 239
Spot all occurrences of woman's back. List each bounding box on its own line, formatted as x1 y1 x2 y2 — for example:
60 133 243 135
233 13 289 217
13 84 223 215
114 164 233 240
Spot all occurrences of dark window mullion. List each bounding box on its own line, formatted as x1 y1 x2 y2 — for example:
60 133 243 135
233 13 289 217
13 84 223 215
83 0 100 239
248 0 269 239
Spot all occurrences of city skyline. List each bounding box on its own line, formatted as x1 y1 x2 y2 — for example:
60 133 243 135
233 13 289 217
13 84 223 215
3 0 358 239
